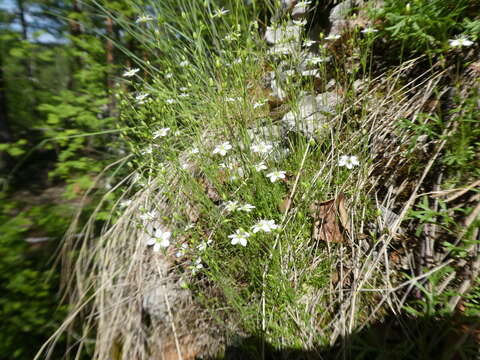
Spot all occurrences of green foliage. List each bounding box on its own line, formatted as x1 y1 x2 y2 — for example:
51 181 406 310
0 203 69 359
372 0 476 56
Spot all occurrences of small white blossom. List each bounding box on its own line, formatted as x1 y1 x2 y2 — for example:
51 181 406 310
361 27 378 35
197 239 212 252
228 229 250 246
339 155 360 169
140 210 157 221
179 93 189 97
123 68 140 77
449 36 474 48
253 100 267 109
119 199 132 208
293 19 307 26
238 203 255 212
266 170 286 183
136 14 154 23
307 56 330 65
224 200 239 212
325 34 341 40
179 87 188 91
251 141 273 154
213 7 229 18
233 58 242 64
141 145 154 155
254 162 267 172
175 243 188 258
135 92 149 103
252 219 279 233
304 39 316 47
165 72 173 79
166 98 176 104
179 60 190 67
212 141 232 156
191 258 204 274
190 147 199 155
153 127 170 138
146 228 171 251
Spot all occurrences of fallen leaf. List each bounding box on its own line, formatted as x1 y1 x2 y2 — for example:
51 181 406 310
337 192 351 231
309 198 344 243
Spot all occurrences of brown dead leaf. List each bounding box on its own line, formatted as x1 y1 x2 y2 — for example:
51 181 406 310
309 198 343 243
309 193 351 243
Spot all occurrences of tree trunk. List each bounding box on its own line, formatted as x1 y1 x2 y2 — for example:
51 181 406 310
105 16 116 118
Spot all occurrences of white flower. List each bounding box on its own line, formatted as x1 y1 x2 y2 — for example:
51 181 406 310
119 199 132 208
266 170 286 183
166 98 176 104
213 7 229 18
293 19 307 26
361 27 378 35
212 141 232 156
252 219 279 233
233 58 242 64
191 258 204 274
325 34 341 40
141 145 154 155
253 100 267 109
307 56 330 65
197 239 212 252
449 36 474 48
224 200 239 212
179 87 188 91
254 162 267 172
219 162 234 169
165 72 173 79
179 93 189 97
135 92 149 103
339 155 360 169
175 243 188 258
238 203 255 212
123 68 139 77
228 229 250 246
136 14 154 23
153 127 170 138
146 228 171 251
251 141 273 154
140 210 157 221
304 39 316 47
190 147 199 155
179 60 190 67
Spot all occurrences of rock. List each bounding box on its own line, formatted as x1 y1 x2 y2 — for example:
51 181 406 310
264 23 302 45
281 92 340 138
328 0 356 37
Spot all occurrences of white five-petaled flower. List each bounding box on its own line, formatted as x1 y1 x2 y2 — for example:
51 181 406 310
165 72 173 79
175 243 188 258
238 203 255 212
179 93 189 97
254 162 267 172
191 258 204 274
135 92 149 103
197 239 212 252
252 219 279 233
325 34 341 40
179 60 190 67
153 127 170 138
213 7 229 18
339 155 360 169
251 141 273 154
228 229 251 246
449 36 474 48
224 200 239 212
136 14 154 23
361 27 378 35
213 141 232 156
146 228 171 251
166 98 176 104
266 170 286 183
123 68 140 77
